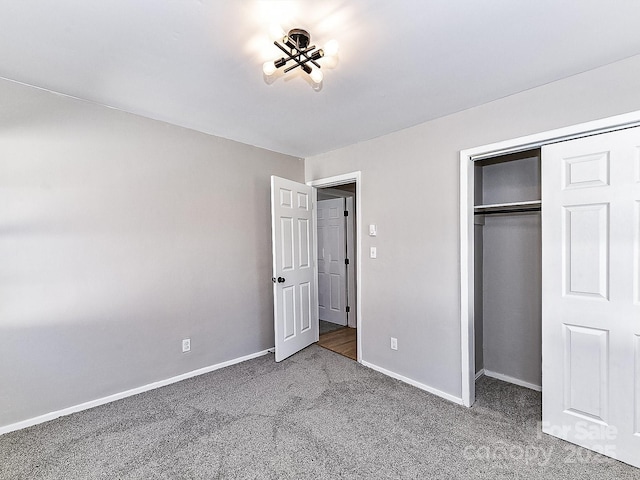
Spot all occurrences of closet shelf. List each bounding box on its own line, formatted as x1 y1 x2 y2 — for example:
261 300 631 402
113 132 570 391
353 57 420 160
474 200 541 215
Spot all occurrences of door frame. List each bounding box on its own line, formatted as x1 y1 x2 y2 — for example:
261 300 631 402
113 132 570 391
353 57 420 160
459 111 640 408
308 171 362 363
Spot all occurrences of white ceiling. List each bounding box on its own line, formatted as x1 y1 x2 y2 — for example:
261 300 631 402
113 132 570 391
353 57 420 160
2 1 640 158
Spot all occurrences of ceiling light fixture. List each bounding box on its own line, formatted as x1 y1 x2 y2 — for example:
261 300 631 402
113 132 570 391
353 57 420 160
263 28 338 84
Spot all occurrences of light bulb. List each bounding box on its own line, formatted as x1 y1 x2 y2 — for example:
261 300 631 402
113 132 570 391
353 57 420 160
262 61 277 76
310 67 323 84
323 39 339 57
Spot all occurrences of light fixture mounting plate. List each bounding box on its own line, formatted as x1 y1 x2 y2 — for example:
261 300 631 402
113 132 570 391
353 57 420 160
287 28 310 49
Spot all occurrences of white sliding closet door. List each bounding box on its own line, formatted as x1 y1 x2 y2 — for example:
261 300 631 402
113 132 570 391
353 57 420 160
542 127 640 467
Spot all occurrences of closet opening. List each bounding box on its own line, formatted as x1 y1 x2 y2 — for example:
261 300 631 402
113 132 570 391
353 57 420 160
316 183 358 361
473 149 542 405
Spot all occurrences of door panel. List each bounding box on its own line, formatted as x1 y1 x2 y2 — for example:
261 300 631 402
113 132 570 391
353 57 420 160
297 191 309 209
542 127 640 468
563 203 609 299
280 217 294 270
317 198 347 325
563 152 609 189
563 325 608 422
300 282 311 332
271 176 318 362
283 285 295 339
298 218 310 268
330 275 341 311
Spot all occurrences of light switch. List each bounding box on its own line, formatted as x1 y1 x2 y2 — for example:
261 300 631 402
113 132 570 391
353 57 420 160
370 247 377 259
369 224 377 236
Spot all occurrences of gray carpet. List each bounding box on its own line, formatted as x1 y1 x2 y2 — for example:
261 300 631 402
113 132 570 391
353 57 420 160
319 320 345 335
1 345 638 479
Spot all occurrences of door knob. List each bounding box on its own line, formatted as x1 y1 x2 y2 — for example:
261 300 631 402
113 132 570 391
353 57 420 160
277 277 285 283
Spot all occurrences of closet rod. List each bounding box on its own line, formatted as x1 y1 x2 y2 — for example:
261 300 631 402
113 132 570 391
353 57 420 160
474 207 541 215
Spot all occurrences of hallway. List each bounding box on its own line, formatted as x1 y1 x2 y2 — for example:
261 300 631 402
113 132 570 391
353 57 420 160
318 321 356 360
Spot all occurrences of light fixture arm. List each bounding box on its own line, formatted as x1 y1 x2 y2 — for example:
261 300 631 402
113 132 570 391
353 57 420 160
283 49 320 73
284 58 311 73
297 47 323 69
273 41 321 72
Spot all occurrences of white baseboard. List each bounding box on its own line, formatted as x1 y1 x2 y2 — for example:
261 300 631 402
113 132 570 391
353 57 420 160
0 348 273 436
483 369 542 392
475 368 485 380
361 360 463 406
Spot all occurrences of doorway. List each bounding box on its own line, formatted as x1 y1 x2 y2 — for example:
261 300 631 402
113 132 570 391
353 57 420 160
472 149 542 407
308 172 362 363
316 184 357 360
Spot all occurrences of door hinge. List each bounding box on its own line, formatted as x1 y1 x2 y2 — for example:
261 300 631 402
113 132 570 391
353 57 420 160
346 306 350 313
344 210 348 216
345 258 350 265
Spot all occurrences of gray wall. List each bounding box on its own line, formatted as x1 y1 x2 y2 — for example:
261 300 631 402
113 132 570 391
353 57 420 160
482 213 541 386
480 155 540 205
0 79 303 428
477 155 541 386
304 54 640 399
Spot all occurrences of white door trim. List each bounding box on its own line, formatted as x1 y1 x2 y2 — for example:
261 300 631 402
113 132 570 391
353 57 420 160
308 172 362 363
345 196 356 328
460 110 640 408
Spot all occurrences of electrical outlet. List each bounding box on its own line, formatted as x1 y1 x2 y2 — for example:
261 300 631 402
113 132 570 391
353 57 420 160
182 338 191 353
390 337 398 350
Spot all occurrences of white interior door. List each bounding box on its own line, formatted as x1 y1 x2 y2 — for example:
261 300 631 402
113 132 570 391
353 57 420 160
542 127 640 467
271 176 318 362
317 198 347 325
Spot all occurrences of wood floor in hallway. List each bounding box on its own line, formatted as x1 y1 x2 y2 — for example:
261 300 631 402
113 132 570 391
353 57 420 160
318 326 357 360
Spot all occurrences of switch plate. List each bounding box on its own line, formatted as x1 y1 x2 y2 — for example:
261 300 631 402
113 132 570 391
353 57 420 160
182 338 191 353
370 247 377 258
369 224 377 236
390 337 398 350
